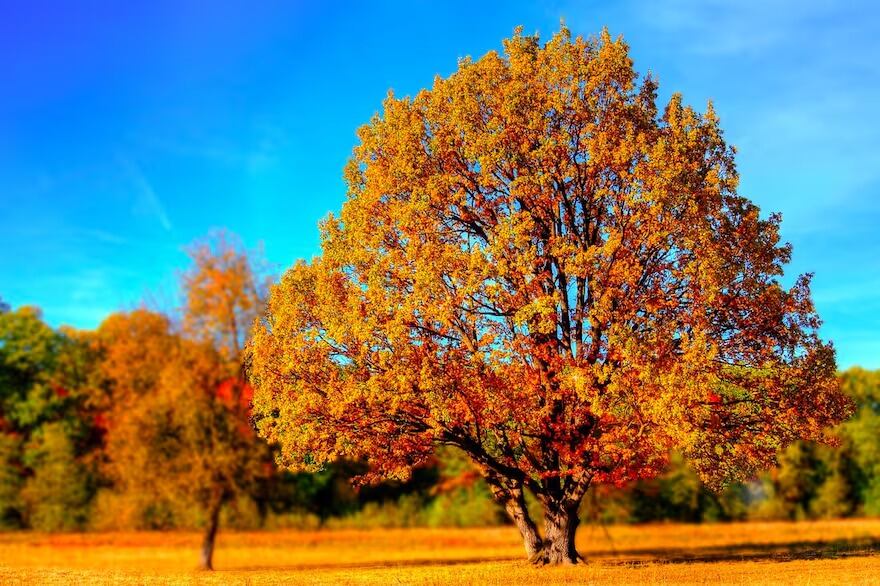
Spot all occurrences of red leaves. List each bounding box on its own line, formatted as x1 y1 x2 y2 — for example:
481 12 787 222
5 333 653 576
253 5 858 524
92 412 109 432
215 378 254 412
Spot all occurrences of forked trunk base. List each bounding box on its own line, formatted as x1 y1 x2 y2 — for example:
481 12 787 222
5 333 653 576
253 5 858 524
529 502 582 565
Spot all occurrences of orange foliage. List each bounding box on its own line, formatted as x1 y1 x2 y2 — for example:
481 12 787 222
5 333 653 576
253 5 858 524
93 231 270 552
182 229 269 366
248 27 850 563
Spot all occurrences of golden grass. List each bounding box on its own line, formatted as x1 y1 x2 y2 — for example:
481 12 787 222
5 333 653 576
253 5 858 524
2 519 880 584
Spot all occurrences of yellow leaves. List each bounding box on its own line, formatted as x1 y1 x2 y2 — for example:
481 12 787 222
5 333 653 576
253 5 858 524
95 309 179 405
181 230 269 366
99 305 268 512
247 24 844 495
513 294 557 335
560 365 601 406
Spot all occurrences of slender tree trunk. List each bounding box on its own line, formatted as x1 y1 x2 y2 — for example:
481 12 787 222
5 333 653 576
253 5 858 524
199 494 224 571
503 486 544 561
486 476 543 560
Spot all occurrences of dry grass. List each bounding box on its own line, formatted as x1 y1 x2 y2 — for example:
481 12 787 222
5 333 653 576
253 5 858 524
2 519 880 584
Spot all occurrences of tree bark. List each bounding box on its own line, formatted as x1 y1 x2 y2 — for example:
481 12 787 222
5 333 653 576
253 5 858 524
503 486 544 561
199 494 224 571
483 466 590 565
486 476 543 560
537 499 581 565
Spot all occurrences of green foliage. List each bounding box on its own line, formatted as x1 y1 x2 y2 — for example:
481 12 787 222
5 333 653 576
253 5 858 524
0 306 100 531
423 448 504 527
325 494 427 529
287 449 505 529
771 442 823 520
0 307 61 428
424 485 502 527
259 465 362 523
0 433 23 528
839 368 880 514
747 368 879 521
811 471 853 519
21 422 92 531
584 453 750 525
864 479 880 517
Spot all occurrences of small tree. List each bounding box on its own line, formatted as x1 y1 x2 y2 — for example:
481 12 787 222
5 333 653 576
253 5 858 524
248 27 849 564
181 229 269 365
97 310 195 529
179 230 271 569
99 232 270 570
98 310 266 568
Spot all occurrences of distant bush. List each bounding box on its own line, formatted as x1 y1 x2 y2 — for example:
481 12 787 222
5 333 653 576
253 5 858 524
262 511 323 531
21 422 91 531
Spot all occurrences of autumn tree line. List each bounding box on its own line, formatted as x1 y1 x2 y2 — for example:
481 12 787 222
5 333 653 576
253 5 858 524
1 233 878 542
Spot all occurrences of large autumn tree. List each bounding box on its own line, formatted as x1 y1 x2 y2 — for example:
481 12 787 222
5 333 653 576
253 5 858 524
248 27 849 564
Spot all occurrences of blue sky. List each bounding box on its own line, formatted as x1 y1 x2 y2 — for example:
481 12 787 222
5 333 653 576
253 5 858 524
1 0 878 368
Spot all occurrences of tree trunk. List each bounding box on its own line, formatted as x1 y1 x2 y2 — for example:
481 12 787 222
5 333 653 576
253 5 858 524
534 499 581 565
486 476 543 560
199 495 223 571
483 468 589 565
503 486 544 561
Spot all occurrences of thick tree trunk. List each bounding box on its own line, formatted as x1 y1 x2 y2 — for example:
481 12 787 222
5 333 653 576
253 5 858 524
537 500 581 565
198 495 223 571
482 468 589 565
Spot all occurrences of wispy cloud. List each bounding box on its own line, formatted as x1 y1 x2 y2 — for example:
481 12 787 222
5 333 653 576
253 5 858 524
626 0 839 57
117 155 172 231
615 0 880 226
137 122 287 172
79 228 129 246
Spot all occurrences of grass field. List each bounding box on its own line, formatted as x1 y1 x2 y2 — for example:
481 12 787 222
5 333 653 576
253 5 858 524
2 519 880 584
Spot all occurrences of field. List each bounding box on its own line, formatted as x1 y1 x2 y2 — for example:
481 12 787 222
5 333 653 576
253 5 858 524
2 520 880 584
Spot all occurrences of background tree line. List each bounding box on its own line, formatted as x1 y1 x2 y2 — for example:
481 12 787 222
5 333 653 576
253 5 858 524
1 233 878 540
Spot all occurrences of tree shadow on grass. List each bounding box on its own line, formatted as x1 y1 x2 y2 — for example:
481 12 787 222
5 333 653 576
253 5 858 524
600 537 880 566
232 555 519 572
231 536 880 572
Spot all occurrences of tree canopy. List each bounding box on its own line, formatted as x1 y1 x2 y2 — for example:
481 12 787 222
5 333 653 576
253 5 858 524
248 27 849 564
